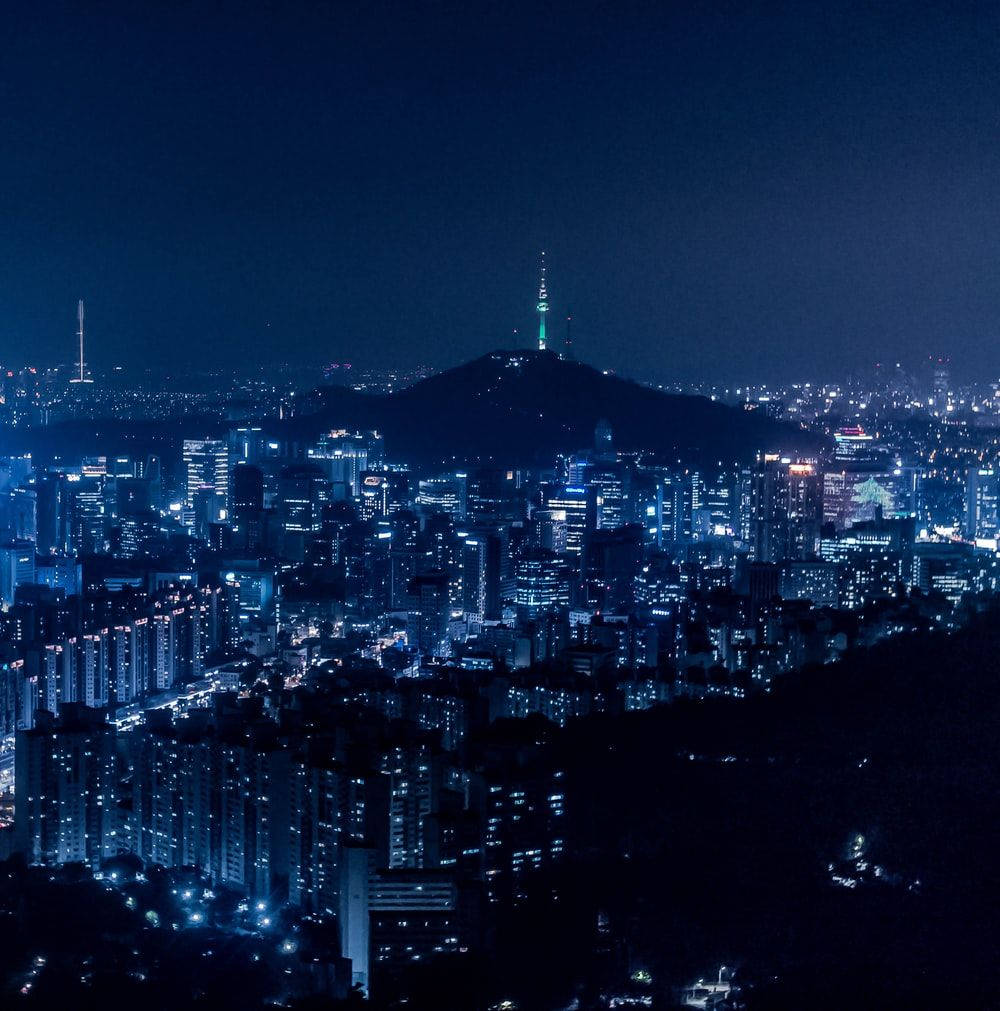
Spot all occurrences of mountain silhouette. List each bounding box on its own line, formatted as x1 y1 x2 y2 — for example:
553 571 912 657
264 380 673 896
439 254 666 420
293 349 820 468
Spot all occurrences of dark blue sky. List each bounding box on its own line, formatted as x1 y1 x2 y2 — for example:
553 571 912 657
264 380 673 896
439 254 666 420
3 1 1000 382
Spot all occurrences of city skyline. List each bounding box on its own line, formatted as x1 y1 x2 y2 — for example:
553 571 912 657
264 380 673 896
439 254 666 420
0 288 990 392
1 5 999 1009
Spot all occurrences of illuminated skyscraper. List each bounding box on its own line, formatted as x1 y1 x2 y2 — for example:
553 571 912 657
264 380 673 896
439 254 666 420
308 429 384 498
69 470 107 553
15 705 118 867
515 549 570 618
0 541 35 606
833 425 877 464
536 251 549 351
542 484 588 554
750 456 823 563
406 570 451 657
182 438 229 511
966 467 1000 539
460 524 505 621
278 464 329 534
359 472 389 520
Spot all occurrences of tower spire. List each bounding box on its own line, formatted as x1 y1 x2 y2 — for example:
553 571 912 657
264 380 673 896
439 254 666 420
77 299 84 382
536 251 549 352
70 299 92 384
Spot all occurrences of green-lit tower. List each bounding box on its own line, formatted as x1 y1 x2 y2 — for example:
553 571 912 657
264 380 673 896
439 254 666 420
536 251 549 351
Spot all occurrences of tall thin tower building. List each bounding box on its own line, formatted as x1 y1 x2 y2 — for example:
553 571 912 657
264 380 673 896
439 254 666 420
536 251 549 352
69 299 92 384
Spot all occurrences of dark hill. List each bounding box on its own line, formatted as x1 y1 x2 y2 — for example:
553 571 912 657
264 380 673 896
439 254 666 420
292 350 821 468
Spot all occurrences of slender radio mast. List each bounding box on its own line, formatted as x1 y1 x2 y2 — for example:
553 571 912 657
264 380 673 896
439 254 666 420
77 300 84 381
70 299 92 384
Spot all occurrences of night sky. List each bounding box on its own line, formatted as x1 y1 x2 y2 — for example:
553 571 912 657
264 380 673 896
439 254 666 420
3 1 1000 382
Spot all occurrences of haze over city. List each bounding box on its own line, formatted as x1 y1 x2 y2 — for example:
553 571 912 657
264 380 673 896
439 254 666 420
5 3 1000 381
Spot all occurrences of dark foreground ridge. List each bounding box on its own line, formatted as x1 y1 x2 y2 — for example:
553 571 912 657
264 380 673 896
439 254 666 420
367 608 1000 1008
4 611 999 1009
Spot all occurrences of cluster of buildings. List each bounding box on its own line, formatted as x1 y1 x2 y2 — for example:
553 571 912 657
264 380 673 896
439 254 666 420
14 692 564 994
2 344 1000 997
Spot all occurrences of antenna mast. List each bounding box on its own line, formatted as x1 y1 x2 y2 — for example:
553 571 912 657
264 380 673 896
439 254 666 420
77 300 85 382
70 299 92 384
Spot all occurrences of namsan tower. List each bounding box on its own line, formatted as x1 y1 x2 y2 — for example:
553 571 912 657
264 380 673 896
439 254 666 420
536 251 549 352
